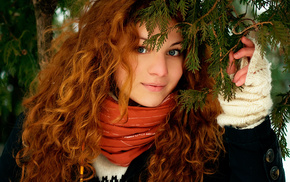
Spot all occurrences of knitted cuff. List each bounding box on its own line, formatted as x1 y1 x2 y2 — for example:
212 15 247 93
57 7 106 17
217 43 273 129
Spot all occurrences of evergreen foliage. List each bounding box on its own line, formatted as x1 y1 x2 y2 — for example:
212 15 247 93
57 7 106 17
0 0 38 143
271 91 290 158
138 0 289 158
178 88 209 113
0 0 289 157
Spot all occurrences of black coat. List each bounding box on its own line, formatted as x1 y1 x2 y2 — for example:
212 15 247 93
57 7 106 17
0 114 285 182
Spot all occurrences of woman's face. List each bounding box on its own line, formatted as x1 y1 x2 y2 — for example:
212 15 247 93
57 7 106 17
115 21 184 107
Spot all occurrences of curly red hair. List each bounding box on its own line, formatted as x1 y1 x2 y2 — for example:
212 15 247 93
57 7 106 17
147 45 224 182
17 0 224 181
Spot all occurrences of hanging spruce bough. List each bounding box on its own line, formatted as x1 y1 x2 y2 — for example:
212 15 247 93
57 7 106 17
138 0 289 158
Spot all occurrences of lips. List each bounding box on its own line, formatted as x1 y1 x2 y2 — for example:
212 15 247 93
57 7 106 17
142 83 166 92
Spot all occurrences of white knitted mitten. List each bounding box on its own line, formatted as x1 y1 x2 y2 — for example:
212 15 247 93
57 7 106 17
217 44 273 129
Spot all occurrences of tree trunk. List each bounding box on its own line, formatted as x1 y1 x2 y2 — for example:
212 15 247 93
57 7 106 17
32 0 57 63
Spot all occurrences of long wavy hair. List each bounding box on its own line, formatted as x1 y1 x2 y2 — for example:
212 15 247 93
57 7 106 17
17 0 224 181
147 44 224 182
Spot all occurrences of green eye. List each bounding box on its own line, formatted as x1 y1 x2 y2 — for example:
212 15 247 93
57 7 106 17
168 49 180 56
137 47 147 53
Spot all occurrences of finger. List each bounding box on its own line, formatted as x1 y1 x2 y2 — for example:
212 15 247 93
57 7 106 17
235 73 247 86
233 47 255 60
241 36 255 48
227 51 237 74
233 64 249 83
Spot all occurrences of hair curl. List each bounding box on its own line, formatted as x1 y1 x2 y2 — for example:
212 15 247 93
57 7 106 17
17 0 224 181
147 45 224 182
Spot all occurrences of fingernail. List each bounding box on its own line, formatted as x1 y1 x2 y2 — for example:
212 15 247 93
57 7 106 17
235 81 242 86
233 53 239 59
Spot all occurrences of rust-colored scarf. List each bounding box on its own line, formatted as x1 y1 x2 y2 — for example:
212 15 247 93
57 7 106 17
99 94 176 167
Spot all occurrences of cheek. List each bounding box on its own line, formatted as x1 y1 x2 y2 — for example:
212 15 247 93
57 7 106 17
170 60 183 84
114 66 127 89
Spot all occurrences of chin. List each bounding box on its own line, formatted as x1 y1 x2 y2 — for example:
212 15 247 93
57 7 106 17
132 97 164 108
142 102 162 108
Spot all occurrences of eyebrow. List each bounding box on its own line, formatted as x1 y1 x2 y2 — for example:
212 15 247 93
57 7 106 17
170 41 182 47
139 37 182 47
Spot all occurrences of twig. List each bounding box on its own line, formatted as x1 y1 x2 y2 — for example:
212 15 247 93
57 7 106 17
211 26 224 78
193 0 220 25
283 92 289 105
220 31 248 62
211 26 222 58
231 4 239 18
232 20 273 35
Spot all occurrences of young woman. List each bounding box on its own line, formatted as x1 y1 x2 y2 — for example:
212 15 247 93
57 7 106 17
0 0 285 181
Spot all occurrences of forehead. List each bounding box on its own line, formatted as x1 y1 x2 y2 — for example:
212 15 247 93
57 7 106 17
136 20 182 41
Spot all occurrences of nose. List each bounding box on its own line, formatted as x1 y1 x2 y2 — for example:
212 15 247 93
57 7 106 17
147 53 168 77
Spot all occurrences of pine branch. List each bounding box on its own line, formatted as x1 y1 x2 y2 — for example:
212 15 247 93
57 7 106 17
178 88 210 113
193 0 219 25
271 90 290 159
232 20 273 35
138 0 290 157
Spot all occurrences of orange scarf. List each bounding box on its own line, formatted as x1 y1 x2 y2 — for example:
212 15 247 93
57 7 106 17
99 94 176 167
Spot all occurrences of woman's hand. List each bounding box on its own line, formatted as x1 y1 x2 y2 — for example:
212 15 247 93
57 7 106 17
227 36 255 86
218 36 273 128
